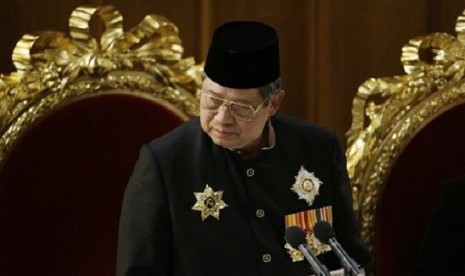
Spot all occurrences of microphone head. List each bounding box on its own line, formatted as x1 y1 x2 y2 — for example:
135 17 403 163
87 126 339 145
285 226 307 248
313 221 335 244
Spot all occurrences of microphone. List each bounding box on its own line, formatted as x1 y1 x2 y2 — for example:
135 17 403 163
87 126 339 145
285 226 331 276
313 221 364 276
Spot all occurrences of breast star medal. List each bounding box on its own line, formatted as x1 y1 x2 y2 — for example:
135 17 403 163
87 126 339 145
192 184 228 221
291 166 322 206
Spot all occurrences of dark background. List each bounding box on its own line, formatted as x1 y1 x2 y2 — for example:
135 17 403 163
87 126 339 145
1 0 464 142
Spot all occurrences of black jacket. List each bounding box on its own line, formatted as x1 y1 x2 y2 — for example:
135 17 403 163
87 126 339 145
117 114 371 276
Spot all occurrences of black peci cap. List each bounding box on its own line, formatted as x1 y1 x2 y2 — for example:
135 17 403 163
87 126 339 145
204 21 280 89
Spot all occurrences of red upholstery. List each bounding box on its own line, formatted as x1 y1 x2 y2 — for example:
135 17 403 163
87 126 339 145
0 94 186 276
374 103 465 276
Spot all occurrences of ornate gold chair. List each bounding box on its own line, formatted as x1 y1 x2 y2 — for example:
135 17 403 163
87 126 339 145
346 9 465 276
0 5 200 276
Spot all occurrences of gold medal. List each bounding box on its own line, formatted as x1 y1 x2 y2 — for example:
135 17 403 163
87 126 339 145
284 230 331 262
284 207 333 262
284 243 305 262
305 230 331 256
192 184 228 221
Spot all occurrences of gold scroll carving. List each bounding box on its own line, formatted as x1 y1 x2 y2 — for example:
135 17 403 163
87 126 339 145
0 5 202 167
346 9 465 252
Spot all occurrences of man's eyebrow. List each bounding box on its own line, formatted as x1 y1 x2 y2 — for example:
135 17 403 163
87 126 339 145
202 88 255 105
202 89 229 99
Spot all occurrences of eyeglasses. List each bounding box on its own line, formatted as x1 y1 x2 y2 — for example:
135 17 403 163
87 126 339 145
199 92 266 121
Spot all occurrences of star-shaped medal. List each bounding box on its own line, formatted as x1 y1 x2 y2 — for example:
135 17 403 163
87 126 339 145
192 184 228 221
291 166 323 206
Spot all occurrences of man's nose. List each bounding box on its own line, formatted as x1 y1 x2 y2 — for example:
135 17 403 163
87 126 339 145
215 103 234 123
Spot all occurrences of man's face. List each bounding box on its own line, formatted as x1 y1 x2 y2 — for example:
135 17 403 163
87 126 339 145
200 77 282 152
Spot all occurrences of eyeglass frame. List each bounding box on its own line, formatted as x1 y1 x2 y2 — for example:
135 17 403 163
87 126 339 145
199 92 269 121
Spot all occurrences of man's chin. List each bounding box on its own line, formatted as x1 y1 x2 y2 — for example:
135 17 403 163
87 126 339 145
213 139 232 148
211 137 238 150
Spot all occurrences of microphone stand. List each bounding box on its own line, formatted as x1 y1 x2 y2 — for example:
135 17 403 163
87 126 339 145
297 244 331 276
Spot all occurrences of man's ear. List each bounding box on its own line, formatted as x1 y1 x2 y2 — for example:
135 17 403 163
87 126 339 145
268 90 285 116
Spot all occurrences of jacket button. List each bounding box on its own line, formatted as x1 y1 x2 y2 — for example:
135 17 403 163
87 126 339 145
262 254 272 263
246 168 255 177
256 209 265 218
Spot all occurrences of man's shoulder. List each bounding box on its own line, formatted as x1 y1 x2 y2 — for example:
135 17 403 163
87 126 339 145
273 113 335 140
147 117 203 150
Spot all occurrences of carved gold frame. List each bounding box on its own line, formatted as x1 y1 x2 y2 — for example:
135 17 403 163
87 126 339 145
0 5 202 168
346 10 465 252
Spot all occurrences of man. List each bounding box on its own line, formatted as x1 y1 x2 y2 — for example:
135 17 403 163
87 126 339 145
117 21 371 276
